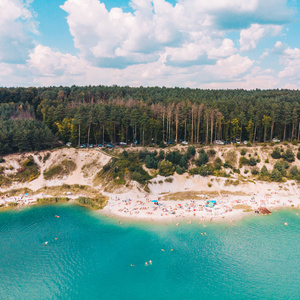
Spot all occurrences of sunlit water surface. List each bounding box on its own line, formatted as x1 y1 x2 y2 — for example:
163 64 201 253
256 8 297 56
0 204 300 299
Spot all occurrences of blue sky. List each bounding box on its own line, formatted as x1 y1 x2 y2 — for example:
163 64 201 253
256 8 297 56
1 0 300 89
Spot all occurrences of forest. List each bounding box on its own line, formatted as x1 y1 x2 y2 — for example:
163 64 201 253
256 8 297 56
1 86 300 154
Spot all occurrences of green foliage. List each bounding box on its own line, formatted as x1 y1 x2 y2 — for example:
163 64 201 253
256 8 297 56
158 160 175 177
145 154 158 169
189 165 213 177
37 197 70 203
265 159 269 163
207 149 216 157
195 149 208 167
288 166 300 178
223 161 232 169
282 147 295 162
165 177 174 183
240 148 246 156
244 169 249 174
175 165 185 175
292 139 298 145
248 158 257 166
44 159 76 180
251 167 259 175
0 157 5 163
259 165 270 179
297 151 300 160
186 146 196 157
283 141 289 145
159 141 166 148
270 169 282 182
77 195 108 209
239 156 249 167
271 147 281 159
14 156 40 182
274 161 287 176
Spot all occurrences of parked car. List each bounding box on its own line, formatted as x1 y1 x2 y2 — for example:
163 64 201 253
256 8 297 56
89 144 94 148
66 142 71 147
80 144 87 148
272 138 280 143
107 143 115 148
214 140 224 145
97 144 104 147
236 139 241 144
182 141 188 145
120 142 127 145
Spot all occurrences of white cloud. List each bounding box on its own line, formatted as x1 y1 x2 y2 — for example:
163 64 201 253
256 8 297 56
60 0 292 69
0 0 37 64
240 24 282 51
278 47 300 79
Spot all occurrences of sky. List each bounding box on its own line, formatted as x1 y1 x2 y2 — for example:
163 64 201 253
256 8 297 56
1 0 300 89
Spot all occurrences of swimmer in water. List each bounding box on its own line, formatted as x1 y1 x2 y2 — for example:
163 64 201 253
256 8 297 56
161 249 165 251
131 264 135 267
44 241 48 246
145 262 148 266
149 260 152 265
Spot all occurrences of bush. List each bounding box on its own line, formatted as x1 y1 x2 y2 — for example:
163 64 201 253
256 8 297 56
165 177 174 183
158 160 175 176
283 141 289 145
248 158 257 166
189 165 213 177
282 148 295 162
246 142 252 147
240 149 246 156
292 139 298 145
159 141 166 148
0 157 5 163
289 166 299 178
187 146 196 157
175 165 185 175
208 149 216 157
223 161 232 169
297 152 300 160
239 156 249 167
195 150 208 167
271 147 281 159
259 165 270 180
270 169 282 182
265 159 269 163
274 161 287 176
158 150 165 160
244 169 249 174
145 154 158 169
251 167 259 175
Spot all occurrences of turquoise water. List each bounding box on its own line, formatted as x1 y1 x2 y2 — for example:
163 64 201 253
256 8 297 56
0 204 300 299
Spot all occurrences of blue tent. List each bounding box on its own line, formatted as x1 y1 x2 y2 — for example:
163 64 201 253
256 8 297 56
151 200 158 203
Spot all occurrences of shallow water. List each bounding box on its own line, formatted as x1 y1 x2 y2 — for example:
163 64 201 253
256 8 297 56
0 204 299 299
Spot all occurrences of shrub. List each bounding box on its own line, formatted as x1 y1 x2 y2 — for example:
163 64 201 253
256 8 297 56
271 147 281 159
270 169 282 182
265 159 269 163
187 146 196 157
244 169 249 174
260 165 269 178
274 161 287 176
224 150 237 167
251 167 259 175
233 168 240 174
246 142 252 147
239 156 249 167
282 147 295 162
208 149 216 157
208 183 212 187
256 157 261 163
158 150 165 160
195 150 208 167
158 160 175 176
165 177 174 183
292 139 298 145
297 152 300 160
159 141 166 148
289 166 299 178
175 165 185 175
240 149 246 156
248 158 257 166
145 154 158 169
223 161 232 169
0 157 5 163
283 141 288 145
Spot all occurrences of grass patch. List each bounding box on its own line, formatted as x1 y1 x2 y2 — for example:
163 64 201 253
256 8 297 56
36 197 70 204
76 195 108 210
14 156 40 183
163 191 218 200
0 187 33 197
36 184 99 197
44 159 76 180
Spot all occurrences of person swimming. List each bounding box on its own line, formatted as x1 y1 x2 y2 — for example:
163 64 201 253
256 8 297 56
44 241 48 246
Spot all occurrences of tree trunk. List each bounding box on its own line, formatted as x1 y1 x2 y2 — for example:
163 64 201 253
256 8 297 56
210 114 214 144
206 118 209 145
102 125 105 144
191 107 194 144
253 125 257 143
88 123 91 146
283 119 287 141
78 123 81 147
163 113 165 142
291 123 295 141
184 119 187 142
270 122 274 141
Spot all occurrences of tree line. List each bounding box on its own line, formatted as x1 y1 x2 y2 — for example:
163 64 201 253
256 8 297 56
1 86 300 154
